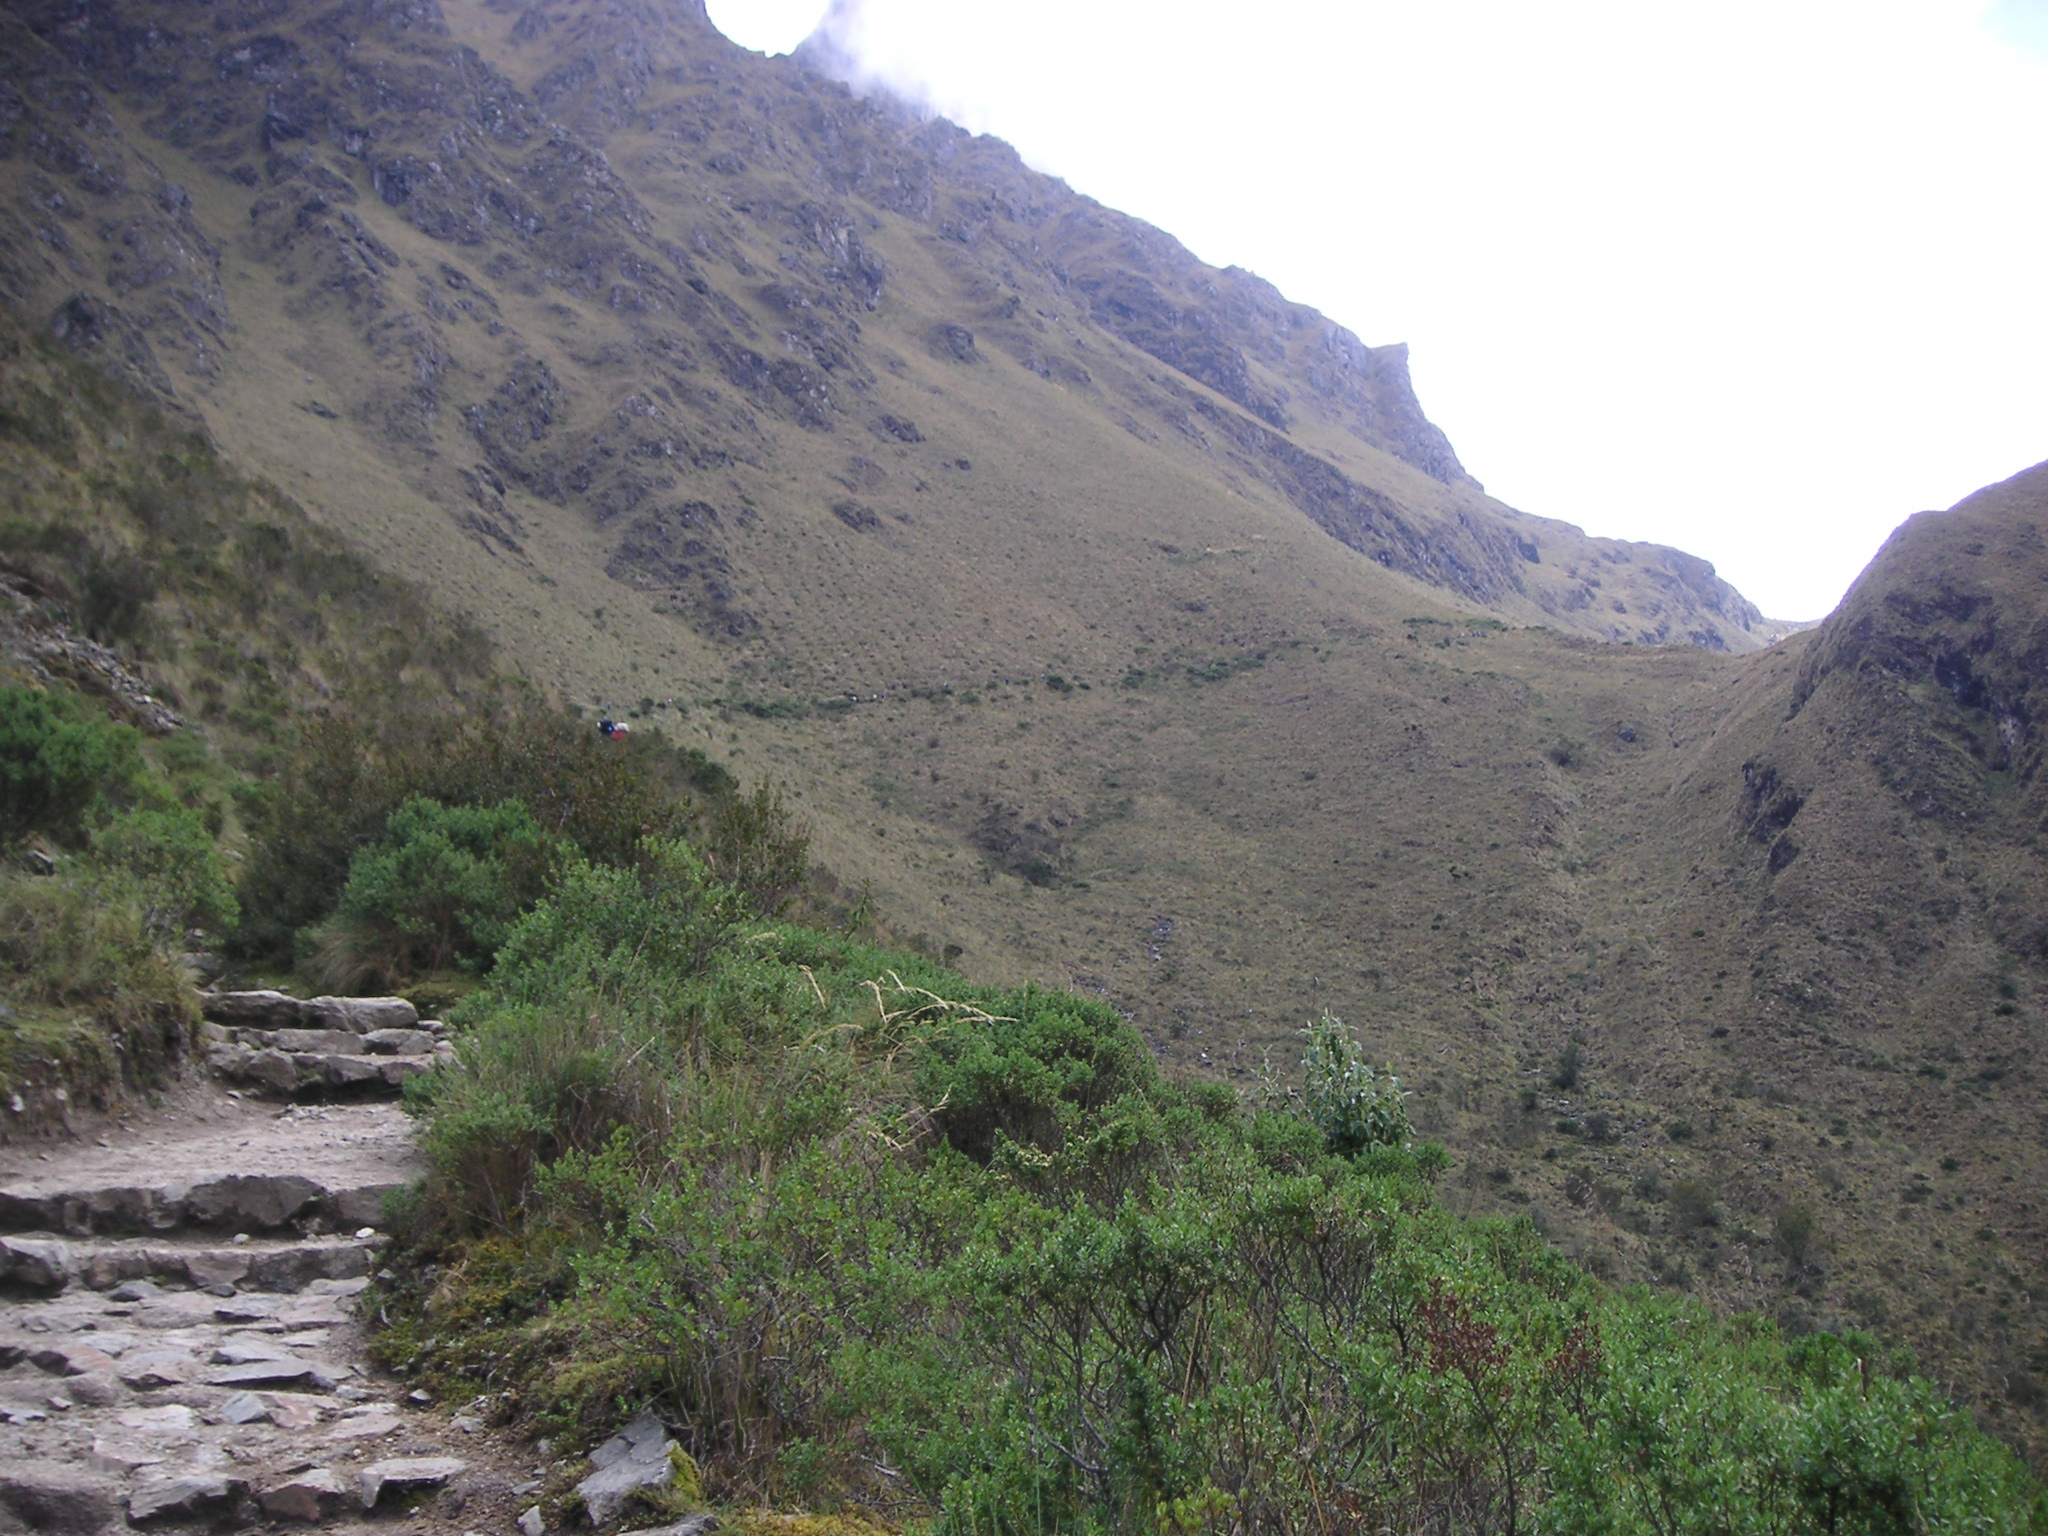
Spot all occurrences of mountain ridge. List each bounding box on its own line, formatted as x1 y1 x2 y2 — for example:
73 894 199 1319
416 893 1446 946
6 0 2048 1463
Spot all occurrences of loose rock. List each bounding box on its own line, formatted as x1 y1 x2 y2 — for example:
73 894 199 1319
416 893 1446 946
260 1466 349 1521
127 1471 248 1523
576 1412 679 1526
358 1455 465 1510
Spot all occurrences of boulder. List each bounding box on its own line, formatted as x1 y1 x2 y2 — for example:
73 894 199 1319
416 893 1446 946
0 1236 72 1291
0 1462 123 1534
325 1181 406 1230
576 1412 679 1526
246 1239 372 1290
358 1456 464 1510
184 1173 321 1230
201 991 304 1028
302 997 418 1034
260 1467 349 1521
51 1183 186 1235
127 1472 247 1524
318 1054 388 1088
241 1049 305 1093
361 1028 437 1056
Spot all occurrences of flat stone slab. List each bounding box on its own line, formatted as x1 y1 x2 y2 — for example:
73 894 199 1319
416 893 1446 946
200 991 304 1028
205 1357 344 1391
327 1412 400 1440
116 1349 198 1388
28 1341 117 1376
302 997 418 1034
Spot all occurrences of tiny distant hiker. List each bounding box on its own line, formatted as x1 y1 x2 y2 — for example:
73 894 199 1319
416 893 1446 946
599 718 630 740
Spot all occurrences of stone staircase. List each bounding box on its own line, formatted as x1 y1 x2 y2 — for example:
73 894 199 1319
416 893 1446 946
0 994 540 1532
200 992 455 1098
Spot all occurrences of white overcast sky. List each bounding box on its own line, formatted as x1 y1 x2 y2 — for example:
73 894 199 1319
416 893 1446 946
703 0 2048 620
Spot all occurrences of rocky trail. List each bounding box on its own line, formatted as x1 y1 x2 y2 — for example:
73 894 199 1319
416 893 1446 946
0 991 614 1536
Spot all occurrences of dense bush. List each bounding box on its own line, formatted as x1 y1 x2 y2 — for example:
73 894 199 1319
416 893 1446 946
0 683 219 1101
0 686 145 846
379 871 2047 1533
702 781 810 917
234 696 734 958
86 804 238 942
306 797 564 989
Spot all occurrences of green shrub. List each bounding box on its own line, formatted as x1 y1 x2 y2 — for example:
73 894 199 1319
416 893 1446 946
85 804 239 942
308 797 563 988
0 687 145 846
375 902 2044 1531
1298 1012 1410 1156
703 781 810 917
235 696 720 958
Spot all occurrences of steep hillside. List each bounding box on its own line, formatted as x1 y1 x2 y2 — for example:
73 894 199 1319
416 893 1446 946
4 0 2048 1463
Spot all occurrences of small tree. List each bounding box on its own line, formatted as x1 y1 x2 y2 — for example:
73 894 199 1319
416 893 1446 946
1776 1203 1819 1268
704 781 809 917
1299 1013 1409 1157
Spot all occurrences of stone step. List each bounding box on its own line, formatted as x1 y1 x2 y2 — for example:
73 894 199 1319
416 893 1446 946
201 1024 448 1055
206 1042 451 1097
0 1169 406 1239
199 992 420 1034
0 1231 383 1296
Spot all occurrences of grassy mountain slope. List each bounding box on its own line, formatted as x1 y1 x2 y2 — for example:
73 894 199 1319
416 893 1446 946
3 0 2048 1461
